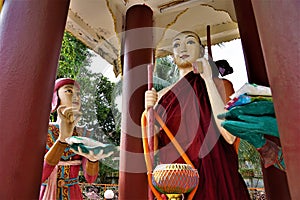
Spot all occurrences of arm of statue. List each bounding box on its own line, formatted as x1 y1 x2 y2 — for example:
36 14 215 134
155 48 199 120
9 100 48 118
82 157 99 183
194 58 236 144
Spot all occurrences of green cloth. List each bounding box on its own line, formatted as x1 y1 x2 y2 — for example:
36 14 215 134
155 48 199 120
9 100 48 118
218 101 275 119
221 120 266 148
218 101 279 148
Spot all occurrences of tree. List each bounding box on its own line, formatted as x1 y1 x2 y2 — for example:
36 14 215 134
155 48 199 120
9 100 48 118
155 56 179 84
94 75 121 146
57 31 93 78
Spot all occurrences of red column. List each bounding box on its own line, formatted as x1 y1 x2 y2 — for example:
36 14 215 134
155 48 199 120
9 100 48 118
233 0 291 199
0 0 70 199
233 0 269 86
118 5 153 200
251 1 300 199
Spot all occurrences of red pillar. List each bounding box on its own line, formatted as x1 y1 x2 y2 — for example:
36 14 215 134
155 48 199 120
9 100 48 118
0 0 70 199
233 0 291 199
118 5 153 200
251 1 300 199
233 0 269 86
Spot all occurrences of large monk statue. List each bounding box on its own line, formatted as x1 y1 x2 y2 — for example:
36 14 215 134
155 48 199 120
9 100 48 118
145 31 250 199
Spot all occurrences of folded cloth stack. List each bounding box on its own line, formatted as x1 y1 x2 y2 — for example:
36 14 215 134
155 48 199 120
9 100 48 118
218 83 285 171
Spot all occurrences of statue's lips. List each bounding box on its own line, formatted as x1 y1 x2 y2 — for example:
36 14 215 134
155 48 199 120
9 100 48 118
180 55 189 59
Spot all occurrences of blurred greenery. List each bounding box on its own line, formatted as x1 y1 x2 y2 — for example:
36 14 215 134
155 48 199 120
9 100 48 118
238 139 263 181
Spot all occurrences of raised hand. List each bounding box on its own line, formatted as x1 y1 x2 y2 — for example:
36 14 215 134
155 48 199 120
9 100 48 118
57 105 82 142
193 57 212 80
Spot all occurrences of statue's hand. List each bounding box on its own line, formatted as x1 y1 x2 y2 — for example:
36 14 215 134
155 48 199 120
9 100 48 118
145 88 158 109
57 105 82 142
71 146 114 162
193 57 212 80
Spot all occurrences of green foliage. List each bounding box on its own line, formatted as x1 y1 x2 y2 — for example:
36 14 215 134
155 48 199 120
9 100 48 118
57 31 92 79
155 56 179 84
238 139 263 177
95 75 121 146
98 160 119 183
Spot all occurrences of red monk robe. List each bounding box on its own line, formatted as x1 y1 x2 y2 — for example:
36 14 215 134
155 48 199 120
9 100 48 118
155 72 250 200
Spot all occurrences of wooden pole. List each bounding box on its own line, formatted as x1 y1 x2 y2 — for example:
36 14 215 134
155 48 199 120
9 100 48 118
0 0 70 198
251 1 300 199
118 5 153 200
233 0 291 199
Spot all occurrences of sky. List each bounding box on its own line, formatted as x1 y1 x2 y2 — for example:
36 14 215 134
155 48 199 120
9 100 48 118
90 38 248 91
210 39 248 91
89 51 120 83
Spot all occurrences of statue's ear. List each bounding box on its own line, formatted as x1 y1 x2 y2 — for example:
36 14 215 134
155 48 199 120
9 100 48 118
200 46 205 57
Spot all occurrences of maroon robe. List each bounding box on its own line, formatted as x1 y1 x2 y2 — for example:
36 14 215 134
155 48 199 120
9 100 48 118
155 72 250 199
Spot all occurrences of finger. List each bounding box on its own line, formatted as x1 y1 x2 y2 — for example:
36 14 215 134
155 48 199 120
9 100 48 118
57 105 67 118
73 110 82 116
106 151 114 157
192 60 203 74
62 107 76 115
145 91 158 109
69 115 75 123
102 151 114 159
74 114 82 125
78 146 83 154
145 90 157 98
95 150 104 159
89 150 95 157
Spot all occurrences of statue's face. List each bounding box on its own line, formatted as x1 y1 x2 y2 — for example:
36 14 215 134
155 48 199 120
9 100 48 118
172 32 204 68
57 84 81 110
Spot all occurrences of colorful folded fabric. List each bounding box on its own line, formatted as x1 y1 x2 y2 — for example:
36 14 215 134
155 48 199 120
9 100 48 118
229 83 272 100
225 94 273 110
66 136 116 155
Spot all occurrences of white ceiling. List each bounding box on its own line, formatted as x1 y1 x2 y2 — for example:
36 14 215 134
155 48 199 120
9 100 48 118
66 0 239 75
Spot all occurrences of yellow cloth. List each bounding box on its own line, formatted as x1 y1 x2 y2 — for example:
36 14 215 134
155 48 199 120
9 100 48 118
0 0 3 13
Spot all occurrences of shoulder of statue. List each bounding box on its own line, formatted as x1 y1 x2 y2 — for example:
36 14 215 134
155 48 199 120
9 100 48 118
157 84 174 102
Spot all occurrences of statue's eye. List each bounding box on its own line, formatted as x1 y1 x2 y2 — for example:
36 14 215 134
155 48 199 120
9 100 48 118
173 43 180 48
65 89 73 94
187 40 195 45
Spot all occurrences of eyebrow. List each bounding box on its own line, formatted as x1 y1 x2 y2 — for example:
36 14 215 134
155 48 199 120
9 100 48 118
173 34 197 42
62 85 75 91
185 34 197 39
